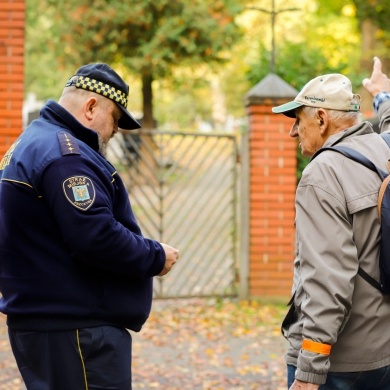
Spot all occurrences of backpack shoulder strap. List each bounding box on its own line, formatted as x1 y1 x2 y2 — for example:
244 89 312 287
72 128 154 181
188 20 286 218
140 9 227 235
312 144 388 293
358 267 383 291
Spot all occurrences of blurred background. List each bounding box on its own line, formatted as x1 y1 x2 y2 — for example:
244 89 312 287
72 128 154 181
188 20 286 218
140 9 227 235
24 0 390 131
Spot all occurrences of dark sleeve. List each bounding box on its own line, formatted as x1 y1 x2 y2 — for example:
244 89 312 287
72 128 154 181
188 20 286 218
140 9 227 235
39 155 165 279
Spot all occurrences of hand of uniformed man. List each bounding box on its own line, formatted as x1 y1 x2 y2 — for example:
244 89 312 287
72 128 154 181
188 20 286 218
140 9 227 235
362 56 390 97
158 243 180 276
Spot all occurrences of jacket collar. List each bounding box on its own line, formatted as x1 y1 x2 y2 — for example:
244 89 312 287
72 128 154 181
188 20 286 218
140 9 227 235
323 121 375 149
40 100 100 151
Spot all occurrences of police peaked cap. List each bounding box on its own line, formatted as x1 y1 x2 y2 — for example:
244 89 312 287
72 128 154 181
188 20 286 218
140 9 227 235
66 63 141 130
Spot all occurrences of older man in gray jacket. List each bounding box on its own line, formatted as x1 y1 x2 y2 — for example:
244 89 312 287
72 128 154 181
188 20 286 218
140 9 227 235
272 57 390 390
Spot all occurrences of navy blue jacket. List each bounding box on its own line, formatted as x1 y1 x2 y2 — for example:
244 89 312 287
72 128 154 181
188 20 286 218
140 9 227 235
0 100 165 331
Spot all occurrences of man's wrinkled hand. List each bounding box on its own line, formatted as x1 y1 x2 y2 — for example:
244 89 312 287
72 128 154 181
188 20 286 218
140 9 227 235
158 243 180 276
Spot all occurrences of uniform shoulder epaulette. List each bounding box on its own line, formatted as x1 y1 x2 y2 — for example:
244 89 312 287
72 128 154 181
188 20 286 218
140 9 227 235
57 132 81 156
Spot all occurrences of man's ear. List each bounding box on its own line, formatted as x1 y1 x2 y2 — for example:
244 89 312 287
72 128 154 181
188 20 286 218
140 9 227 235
84 97 98 121
317 108 329 135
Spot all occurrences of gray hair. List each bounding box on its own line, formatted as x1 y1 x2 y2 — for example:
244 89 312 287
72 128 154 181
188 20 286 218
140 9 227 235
302 106 361 125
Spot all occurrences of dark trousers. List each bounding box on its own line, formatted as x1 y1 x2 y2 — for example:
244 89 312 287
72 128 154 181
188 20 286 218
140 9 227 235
9 326 132 390
288 364 390 390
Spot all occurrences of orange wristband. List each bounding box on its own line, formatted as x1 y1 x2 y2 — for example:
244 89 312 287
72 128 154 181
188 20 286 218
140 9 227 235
302 339 332 355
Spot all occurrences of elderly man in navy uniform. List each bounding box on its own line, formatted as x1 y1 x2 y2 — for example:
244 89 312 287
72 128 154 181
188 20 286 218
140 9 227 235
0 63 179 390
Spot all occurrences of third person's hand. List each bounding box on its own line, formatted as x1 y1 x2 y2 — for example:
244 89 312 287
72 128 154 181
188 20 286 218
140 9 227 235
362 57 390 97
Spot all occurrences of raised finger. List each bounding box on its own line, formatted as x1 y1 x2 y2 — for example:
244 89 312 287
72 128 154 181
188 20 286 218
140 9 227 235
372 56 382 75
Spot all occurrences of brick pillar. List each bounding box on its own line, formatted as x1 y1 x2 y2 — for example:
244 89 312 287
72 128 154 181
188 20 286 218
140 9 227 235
244 73 298 298
0 0 24 158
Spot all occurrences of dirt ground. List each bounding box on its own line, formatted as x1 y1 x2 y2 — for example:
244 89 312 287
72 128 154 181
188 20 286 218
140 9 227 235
0 298 289 390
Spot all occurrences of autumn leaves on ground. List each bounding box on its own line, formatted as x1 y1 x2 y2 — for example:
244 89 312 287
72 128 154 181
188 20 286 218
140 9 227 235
0 299 288 390
132 299 288 389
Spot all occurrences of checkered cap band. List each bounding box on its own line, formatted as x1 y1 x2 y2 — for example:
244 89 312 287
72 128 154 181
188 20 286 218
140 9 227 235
74 76 128 108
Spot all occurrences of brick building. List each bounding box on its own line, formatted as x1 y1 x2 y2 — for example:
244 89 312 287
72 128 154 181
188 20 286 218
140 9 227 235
0 0 24 157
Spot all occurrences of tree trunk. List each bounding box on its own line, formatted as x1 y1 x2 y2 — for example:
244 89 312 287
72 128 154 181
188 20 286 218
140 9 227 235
360 19 379 71
139 68 157 174
141 71 154 130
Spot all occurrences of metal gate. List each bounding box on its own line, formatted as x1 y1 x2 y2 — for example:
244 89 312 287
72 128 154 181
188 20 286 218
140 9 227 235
107 130 240 298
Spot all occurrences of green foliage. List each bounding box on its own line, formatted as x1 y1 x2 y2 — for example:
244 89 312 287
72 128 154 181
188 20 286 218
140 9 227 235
25 0 390 132
352 0 390 30
247 0 364 89
246 41 348 89
352 0 390 50
46 0 243 75
27 0 243 127
25 0 71 99
314 0 350 15
315 0 390 63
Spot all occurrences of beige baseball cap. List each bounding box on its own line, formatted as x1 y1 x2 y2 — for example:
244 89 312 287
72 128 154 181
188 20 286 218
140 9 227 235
272 74 361 118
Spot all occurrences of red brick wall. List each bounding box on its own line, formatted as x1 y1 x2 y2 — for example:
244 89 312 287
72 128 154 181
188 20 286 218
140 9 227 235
0 0 24 158
247 103 296 297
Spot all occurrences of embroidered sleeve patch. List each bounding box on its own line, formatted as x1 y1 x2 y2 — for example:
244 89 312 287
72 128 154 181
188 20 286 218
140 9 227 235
63 176 96 210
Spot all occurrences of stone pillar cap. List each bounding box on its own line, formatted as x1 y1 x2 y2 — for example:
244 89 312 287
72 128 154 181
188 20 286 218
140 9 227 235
244 73 298 107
